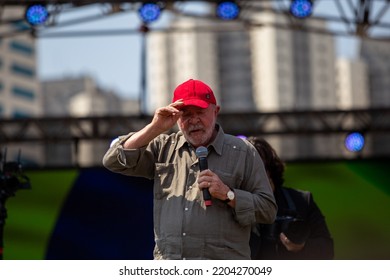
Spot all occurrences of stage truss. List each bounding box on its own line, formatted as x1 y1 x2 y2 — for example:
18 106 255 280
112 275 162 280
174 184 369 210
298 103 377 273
0 108 389 144
0 0 389 40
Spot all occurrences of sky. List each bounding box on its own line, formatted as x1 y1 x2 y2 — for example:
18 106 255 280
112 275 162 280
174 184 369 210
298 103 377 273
36 1 387 100
37 7 148 99
37 2 209 100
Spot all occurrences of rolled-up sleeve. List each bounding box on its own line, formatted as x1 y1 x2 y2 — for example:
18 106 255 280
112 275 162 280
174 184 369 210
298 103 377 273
102 133 155 179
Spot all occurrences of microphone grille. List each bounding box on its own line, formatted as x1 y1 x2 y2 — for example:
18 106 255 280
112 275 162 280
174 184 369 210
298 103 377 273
195 146 208 158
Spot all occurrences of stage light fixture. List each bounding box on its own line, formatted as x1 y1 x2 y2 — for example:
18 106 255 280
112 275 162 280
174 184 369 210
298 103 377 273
138 2 162 23
344 132 365 153
25 4 49 26
216 1 240 20
290 0 313 19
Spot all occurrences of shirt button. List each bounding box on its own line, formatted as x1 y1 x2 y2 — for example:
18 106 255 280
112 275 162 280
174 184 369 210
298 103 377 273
185 207 189 211
183 233 186 236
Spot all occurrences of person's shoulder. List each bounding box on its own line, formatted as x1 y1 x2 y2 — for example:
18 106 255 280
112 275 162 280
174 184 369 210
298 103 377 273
224 134 254 150
283 186 312 200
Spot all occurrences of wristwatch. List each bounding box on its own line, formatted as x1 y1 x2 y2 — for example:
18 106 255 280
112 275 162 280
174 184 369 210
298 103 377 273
224 188 235 203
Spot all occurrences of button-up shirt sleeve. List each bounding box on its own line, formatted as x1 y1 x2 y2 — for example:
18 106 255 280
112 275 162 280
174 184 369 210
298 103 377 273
102 132 157 179
232 144 277 226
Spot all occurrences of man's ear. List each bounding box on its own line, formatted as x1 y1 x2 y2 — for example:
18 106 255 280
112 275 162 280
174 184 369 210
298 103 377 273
214 105 221 115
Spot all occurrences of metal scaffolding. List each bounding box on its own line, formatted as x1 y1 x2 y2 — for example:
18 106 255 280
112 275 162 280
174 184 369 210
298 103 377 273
1 108 389 144
1 0 390 40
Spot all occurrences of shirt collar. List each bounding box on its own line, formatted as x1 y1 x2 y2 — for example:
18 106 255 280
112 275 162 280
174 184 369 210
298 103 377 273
208 124 224 156
176 131 188 150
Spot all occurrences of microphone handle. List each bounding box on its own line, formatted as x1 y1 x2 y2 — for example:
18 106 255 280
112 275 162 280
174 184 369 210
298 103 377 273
203 188 212 206
199 157 208 171
199 157 212 206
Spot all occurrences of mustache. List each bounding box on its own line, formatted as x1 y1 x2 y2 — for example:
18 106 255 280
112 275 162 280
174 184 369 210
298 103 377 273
188 124 204 132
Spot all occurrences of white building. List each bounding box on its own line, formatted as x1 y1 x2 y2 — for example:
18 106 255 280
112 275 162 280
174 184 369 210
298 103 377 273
336 58 369 109
42 76 127 117
41 76 135 167
146 16 220 114
248 11 339 159
360 39 390 157
245 10 338 111
0 7 43 166
216 26 255 113
360 39 390 107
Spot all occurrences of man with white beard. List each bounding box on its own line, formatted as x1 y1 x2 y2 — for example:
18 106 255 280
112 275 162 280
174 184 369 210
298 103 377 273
103 79 277 259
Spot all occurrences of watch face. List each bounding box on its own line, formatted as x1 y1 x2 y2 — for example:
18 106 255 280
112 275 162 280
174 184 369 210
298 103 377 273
227 190 235 200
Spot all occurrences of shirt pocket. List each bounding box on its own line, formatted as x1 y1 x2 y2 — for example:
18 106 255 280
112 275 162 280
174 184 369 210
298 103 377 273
214 169 243 190
154 163 175 200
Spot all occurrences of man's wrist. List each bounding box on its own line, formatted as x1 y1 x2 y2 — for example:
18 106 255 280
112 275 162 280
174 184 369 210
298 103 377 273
223 187 235 203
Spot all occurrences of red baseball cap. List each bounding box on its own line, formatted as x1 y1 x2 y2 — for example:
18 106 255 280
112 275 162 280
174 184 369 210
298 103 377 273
172 79 217 109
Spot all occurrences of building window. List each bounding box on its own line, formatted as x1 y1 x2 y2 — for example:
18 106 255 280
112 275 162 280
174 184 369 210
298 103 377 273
11 20 30 32
11 63 35 78
13 109 31 118
12 86 35 100
9 40 34 56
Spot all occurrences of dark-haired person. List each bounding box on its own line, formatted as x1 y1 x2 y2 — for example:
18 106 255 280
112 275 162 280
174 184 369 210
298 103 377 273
247 136 334 259
103 79 277 259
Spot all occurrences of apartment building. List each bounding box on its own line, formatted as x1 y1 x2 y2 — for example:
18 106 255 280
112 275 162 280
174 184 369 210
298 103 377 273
41 76 136 167
0 6 43 166
146 15 220 115
361 39 390 157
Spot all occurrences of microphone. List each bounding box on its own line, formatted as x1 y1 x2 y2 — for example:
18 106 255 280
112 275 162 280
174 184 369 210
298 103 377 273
195 146 212 206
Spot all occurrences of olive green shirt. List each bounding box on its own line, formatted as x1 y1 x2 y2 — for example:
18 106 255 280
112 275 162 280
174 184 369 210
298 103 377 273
102 125 276 259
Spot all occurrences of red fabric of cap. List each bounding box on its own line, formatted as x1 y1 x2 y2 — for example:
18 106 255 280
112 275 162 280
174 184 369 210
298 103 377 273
172 79 217 108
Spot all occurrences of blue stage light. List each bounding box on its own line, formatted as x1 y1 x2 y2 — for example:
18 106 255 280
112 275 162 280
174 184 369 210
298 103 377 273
138 2 162 23
25 4 49 26
216 1 240 20
345 132 365 153
290 0 313 19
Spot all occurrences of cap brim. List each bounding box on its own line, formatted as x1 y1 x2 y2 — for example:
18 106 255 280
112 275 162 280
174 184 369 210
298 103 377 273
182 99 210 109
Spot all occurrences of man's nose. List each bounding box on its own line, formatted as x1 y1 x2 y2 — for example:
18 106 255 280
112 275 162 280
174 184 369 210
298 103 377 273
188 115 199 124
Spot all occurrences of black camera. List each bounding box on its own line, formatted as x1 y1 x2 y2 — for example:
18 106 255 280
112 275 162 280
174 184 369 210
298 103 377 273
0 149 31 197
265 215 310 245
0 149 31 259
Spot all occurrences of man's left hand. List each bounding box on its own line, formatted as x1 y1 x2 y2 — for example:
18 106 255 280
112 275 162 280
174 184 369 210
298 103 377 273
198 169 231 202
